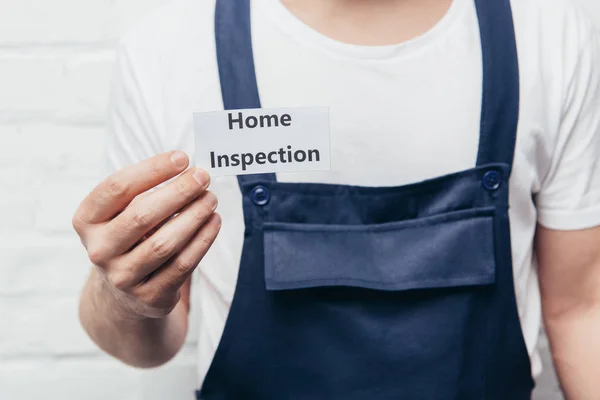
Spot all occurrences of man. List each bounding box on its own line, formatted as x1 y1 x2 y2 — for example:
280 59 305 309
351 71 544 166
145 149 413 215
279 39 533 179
73 0 600 398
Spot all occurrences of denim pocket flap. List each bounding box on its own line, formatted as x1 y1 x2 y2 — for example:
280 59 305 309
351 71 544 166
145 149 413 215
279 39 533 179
263 208 496 291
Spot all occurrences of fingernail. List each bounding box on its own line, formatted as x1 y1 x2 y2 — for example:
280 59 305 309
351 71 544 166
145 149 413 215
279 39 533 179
170 151 188 168
193 169 210 188
208 193 218 211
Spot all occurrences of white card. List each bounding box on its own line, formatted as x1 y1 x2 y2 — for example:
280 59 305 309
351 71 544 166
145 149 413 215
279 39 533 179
193 106 331 176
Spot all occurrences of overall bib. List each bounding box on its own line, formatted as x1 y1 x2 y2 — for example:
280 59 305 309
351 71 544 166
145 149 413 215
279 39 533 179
197 0 535 398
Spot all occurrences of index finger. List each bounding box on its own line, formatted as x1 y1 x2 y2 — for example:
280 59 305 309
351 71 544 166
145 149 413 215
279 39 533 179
75 151 191 226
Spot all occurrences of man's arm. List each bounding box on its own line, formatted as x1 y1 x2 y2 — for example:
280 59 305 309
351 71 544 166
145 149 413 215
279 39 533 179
79 272 192 368
75 153 220 368
76 30 210 368
531 8 600 397
536 225 600 399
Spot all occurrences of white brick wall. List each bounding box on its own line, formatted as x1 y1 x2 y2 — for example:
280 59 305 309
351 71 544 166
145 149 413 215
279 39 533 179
0 1 202 399
0 0 598 399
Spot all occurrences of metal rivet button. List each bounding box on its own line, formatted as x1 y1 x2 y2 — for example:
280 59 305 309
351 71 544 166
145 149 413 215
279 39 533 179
482 170 502 191
251 185 270 206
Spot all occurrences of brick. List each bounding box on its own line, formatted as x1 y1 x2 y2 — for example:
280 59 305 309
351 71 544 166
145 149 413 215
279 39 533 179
0 0 116 45
34 175 100 233
0 358 141 400
0 123 103 233
61 52 116 123
0 169 100 235
0 233 199 351
0 347 197 400
0 56 64 117
0 291 198 359
0 124 104 176
0 0 170 46
0 163 43 194
0 192 36 230
0 53 114 123
0 124 105 234
0 234 90 295
0 295 99 356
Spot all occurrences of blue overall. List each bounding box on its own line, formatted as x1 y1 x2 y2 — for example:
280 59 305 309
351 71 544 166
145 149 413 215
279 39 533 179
197 0 535 398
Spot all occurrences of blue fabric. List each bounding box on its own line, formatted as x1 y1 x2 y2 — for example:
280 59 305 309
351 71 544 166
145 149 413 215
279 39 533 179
197 0 534 398
263 207 496 291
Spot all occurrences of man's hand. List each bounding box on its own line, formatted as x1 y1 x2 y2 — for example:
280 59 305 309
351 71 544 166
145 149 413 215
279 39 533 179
74 151 221 367
73 150 220 319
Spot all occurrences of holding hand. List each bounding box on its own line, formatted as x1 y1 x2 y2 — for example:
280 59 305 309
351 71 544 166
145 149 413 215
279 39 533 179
73 151 221 319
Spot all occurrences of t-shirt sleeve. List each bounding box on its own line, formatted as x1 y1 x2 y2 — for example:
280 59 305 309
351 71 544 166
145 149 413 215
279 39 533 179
536 28 600 230
102 41 164 178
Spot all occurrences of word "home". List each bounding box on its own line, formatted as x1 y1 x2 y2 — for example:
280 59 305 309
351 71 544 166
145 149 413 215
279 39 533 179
228 112 292 130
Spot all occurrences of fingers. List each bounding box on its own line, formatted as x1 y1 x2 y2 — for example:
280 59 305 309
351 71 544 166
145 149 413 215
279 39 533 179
104 191 218 286
144 213 222 293
104 213 221 316
100 167 212 258
73 151 191 229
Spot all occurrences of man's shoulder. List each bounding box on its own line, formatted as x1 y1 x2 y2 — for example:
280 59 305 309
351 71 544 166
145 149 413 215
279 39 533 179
511 0 596 49
510 0 597 108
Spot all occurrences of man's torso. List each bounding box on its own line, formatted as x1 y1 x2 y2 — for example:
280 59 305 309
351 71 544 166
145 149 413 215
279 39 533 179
110 0 598 384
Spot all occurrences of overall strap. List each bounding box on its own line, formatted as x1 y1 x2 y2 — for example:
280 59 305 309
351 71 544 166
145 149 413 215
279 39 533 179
214 0 276 185
473 0 520 173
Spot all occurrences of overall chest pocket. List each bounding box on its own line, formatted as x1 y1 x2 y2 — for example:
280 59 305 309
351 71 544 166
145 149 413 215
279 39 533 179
261 207 497 399
264 207 496 291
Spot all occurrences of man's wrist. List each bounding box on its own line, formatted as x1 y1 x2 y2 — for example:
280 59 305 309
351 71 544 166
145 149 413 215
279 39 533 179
86 267 145 323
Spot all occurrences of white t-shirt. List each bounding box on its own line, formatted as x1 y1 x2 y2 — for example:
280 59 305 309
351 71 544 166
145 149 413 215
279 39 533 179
105 0 600 384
